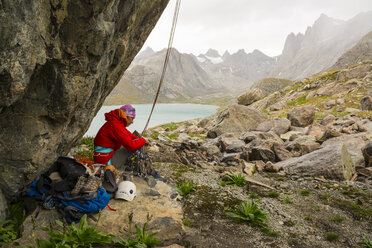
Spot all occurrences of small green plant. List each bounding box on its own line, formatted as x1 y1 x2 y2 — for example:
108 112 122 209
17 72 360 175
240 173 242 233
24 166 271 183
182 217 193 227
300 189 311 196
116 212 161 248
0 220 18 246
331 216 345 222
160 122 180 131
225 200 268 228
150 133 159 140
268 192 280 198
326 232 339 242
304 215 313 221
25 214 114 247
359 234 372 248
0 203 25 246
282 196 293 204
224 173 246 187
76 136 95 160
276 177 286 181
287 94 308 106
248 193 259 199
165 133 179 140
284 220 296 227
323 183 331 189
176 180 195 196
319 194 331 200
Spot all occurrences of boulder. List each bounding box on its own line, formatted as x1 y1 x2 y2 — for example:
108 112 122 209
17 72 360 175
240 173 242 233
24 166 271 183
237 88 264 106
219 137 246 153
249 92 281 111
287 106 315 127
256 118 290 136
272 143 292 161
249 147 276 163
280 131 303 141
207 104 268 138
271 118 291 136
256 120 274 132
337 64 372 81
286 135 320 157
306 124 328 141
321 133 370 168
0 0 169 198
264 161 280 173
276 143 355 181
361 95 372 111
0 190 6 221
321 115 336 126
362 142 372 167
16 179 183 246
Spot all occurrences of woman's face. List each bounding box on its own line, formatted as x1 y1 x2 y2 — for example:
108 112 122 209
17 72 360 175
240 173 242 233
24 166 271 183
127 116 134 126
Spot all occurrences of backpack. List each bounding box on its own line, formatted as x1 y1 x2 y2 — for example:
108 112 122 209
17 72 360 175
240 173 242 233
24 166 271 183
125 146 155 177
28 157 110 223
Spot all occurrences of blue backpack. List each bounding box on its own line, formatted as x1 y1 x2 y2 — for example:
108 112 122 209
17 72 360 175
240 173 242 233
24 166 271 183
28 160 110 223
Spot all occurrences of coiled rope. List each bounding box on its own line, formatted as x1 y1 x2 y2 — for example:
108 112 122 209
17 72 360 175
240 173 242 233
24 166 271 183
142 0 181 135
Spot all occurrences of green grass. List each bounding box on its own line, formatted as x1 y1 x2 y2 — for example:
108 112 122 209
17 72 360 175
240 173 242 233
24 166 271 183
282 196 293 204
160 122 181 131
225 200 268 228
76 136 95 160
299 189 311 196
224 173 246 187
268 192 280 198
326 232 339 242
150 133 159 140
165 133 179 140
287 94 308 106
304 215 313 221
182 217 193 227
20 214 114 247
187 133 206 140
176 180 195 197
331 216 345 222
319 194 331 200
276 177 287 181
0 203 25 246
359 234 372 248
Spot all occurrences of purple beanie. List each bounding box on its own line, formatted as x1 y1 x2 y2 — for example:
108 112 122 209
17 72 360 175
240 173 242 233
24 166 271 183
120 104 136 119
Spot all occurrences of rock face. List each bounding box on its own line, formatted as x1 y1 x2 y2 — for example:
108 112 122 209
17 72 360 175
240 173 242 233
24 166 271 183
331 31 372 69
277 143 355 180
207 104 268 138
362 142 372 167
287 106 315 127
16 178 184 246
0 0 169 198
237 88 264 105
270 12 372 79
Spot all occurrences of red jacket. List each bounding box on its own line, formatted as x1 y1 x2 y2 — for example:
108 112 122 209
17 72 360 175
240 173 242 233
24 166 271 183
94 109 145 164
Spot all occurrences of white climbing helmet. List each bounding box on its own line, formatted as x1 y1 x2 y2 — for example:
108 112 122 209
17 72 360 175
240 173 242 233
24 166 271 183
115 181 136 201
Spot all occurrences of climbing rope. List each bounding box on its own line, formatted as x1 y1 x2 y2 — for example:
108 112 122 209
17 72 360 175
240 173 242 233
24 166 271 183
142 0 181 135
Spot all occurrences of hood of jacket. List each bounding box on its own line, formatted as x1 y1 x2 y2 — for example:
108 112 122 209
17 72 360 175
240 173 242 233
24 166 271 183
104 109 128 127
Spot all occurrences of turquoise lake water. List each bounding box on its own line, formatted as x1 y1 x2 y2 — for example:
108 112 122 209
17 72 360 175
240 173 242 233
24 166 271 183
84 103 218 137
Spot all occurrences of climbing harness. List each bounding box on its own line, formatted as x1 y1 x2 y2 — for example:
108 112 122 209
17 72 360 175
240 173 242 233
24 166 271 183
142 0 181 135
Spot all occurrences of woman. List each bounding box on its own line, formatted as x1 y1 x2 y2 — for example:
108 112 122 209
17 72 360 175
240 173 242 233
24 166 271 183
93 105 146 167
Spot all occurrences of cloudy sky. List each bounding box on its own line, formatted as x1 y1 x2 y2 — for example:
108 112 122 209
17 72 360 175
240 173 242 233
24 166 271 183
142 0 372 57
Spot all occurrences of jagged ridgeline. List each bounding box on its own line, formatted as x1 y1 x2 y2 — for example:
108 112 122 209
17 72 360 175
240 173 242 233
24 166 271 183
106 11 372 105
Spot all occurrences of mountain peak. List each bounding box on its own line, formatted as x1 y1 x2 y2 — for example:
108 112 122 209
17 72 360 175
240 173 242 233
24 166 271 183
205 49 220 57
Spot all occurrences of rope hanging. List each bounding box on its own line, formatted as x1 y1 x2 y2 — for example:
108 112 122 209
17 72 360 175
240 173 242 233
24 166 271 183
142 0 181 135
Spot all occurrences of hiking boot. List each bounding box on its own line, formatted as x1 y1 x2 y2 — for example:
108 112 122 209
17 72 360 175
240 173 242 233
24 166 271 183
151 169 166 182
81 175 101 193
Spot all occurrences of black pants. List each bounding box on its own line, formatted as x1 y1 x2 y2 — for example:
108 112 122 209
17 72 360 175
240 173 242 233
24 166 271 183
110 148 135 170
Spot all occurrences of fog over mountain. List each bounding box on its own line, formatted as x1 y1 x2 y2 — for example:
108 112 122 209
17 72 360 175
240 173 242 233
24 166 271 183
106 11 372 104
270 11 372 79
